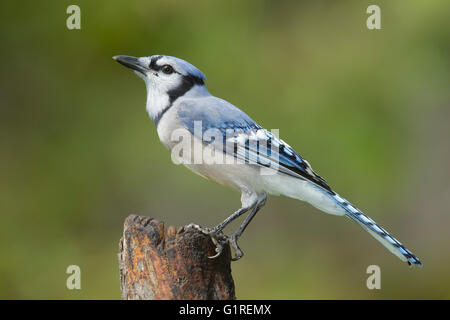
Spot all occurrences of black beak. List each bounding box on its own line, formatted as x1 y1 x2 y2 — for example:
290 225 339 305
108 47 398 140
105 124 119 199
113 55 148 74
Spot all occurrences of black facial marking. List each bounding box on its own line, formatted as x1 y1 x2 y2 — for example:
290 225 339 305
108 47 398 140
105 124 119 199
154 75 204 127
167 74 204 105
153 105 171 127
149 55 163 70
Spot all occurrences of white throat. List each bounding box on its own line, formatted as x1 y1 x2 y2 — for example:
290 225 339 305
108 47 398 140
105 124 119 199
145 80 170 121
144 78 210 123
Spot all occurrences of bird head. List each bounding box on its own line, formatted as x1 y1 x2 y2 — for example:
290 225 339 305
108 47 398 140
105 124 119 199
113 54 209 123
113 55 206 99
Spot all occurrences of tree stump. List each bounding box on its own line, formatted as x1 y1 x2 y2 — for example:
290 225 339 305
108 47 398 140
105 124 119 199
118 214 236 300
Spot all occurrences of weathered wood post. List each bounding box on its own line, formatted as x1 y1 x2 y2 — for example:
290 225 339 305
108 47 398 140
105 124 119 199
118 214 236 300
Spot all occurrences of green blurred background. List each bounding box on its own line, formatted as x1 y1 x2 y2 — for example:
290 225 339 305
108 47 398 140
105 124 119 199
1 0 449 299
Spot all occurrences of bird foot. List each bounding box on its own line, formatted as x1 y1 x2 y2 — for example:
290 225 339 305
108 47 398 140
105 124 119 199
187 224 229 258
208 232 244 261
229 234 244 261
187 224 243 261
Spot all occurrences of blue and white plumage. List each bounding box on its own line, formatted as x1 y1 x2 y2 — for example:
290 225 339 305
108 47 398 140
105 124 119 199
114 54 422 266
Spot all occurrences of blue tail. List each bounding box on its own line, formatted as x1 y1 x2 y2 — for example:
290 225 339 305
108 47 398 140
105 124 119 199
331 193 422 266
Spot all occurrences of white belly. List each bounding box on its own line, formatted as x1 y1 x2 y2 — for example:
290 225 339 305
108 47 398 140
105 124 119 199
156 107 344 216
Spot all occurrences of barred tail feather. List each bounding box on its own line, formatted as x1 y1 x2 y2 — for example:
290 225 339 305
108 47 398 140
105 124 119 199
331 194 422 267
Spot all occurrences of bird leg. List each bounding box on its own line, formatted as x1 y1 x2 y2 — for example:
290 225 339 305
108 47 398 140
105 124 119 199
229 194 267 261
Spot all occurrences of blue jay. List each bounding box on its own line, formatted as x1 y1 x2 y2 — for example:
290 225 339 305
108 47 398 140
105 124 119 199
113 54 422 266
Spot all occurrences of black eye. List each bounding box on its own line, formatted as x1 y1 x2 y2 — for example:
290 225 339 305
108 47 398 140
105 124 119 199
161 65 174 74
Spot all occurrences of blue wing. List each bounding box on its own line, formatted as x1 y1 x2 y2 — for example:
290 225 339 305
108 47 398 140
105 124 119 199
177 98 333 193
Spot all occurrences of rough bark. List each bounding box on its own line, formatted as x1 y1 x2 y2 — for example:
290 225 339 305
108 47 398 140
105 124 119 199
118 214 236 300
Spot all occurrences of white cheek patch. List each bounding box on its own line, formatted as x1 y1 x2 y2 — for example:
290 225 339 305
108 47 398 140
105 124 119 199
162 73 183 91
149 72 182 90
